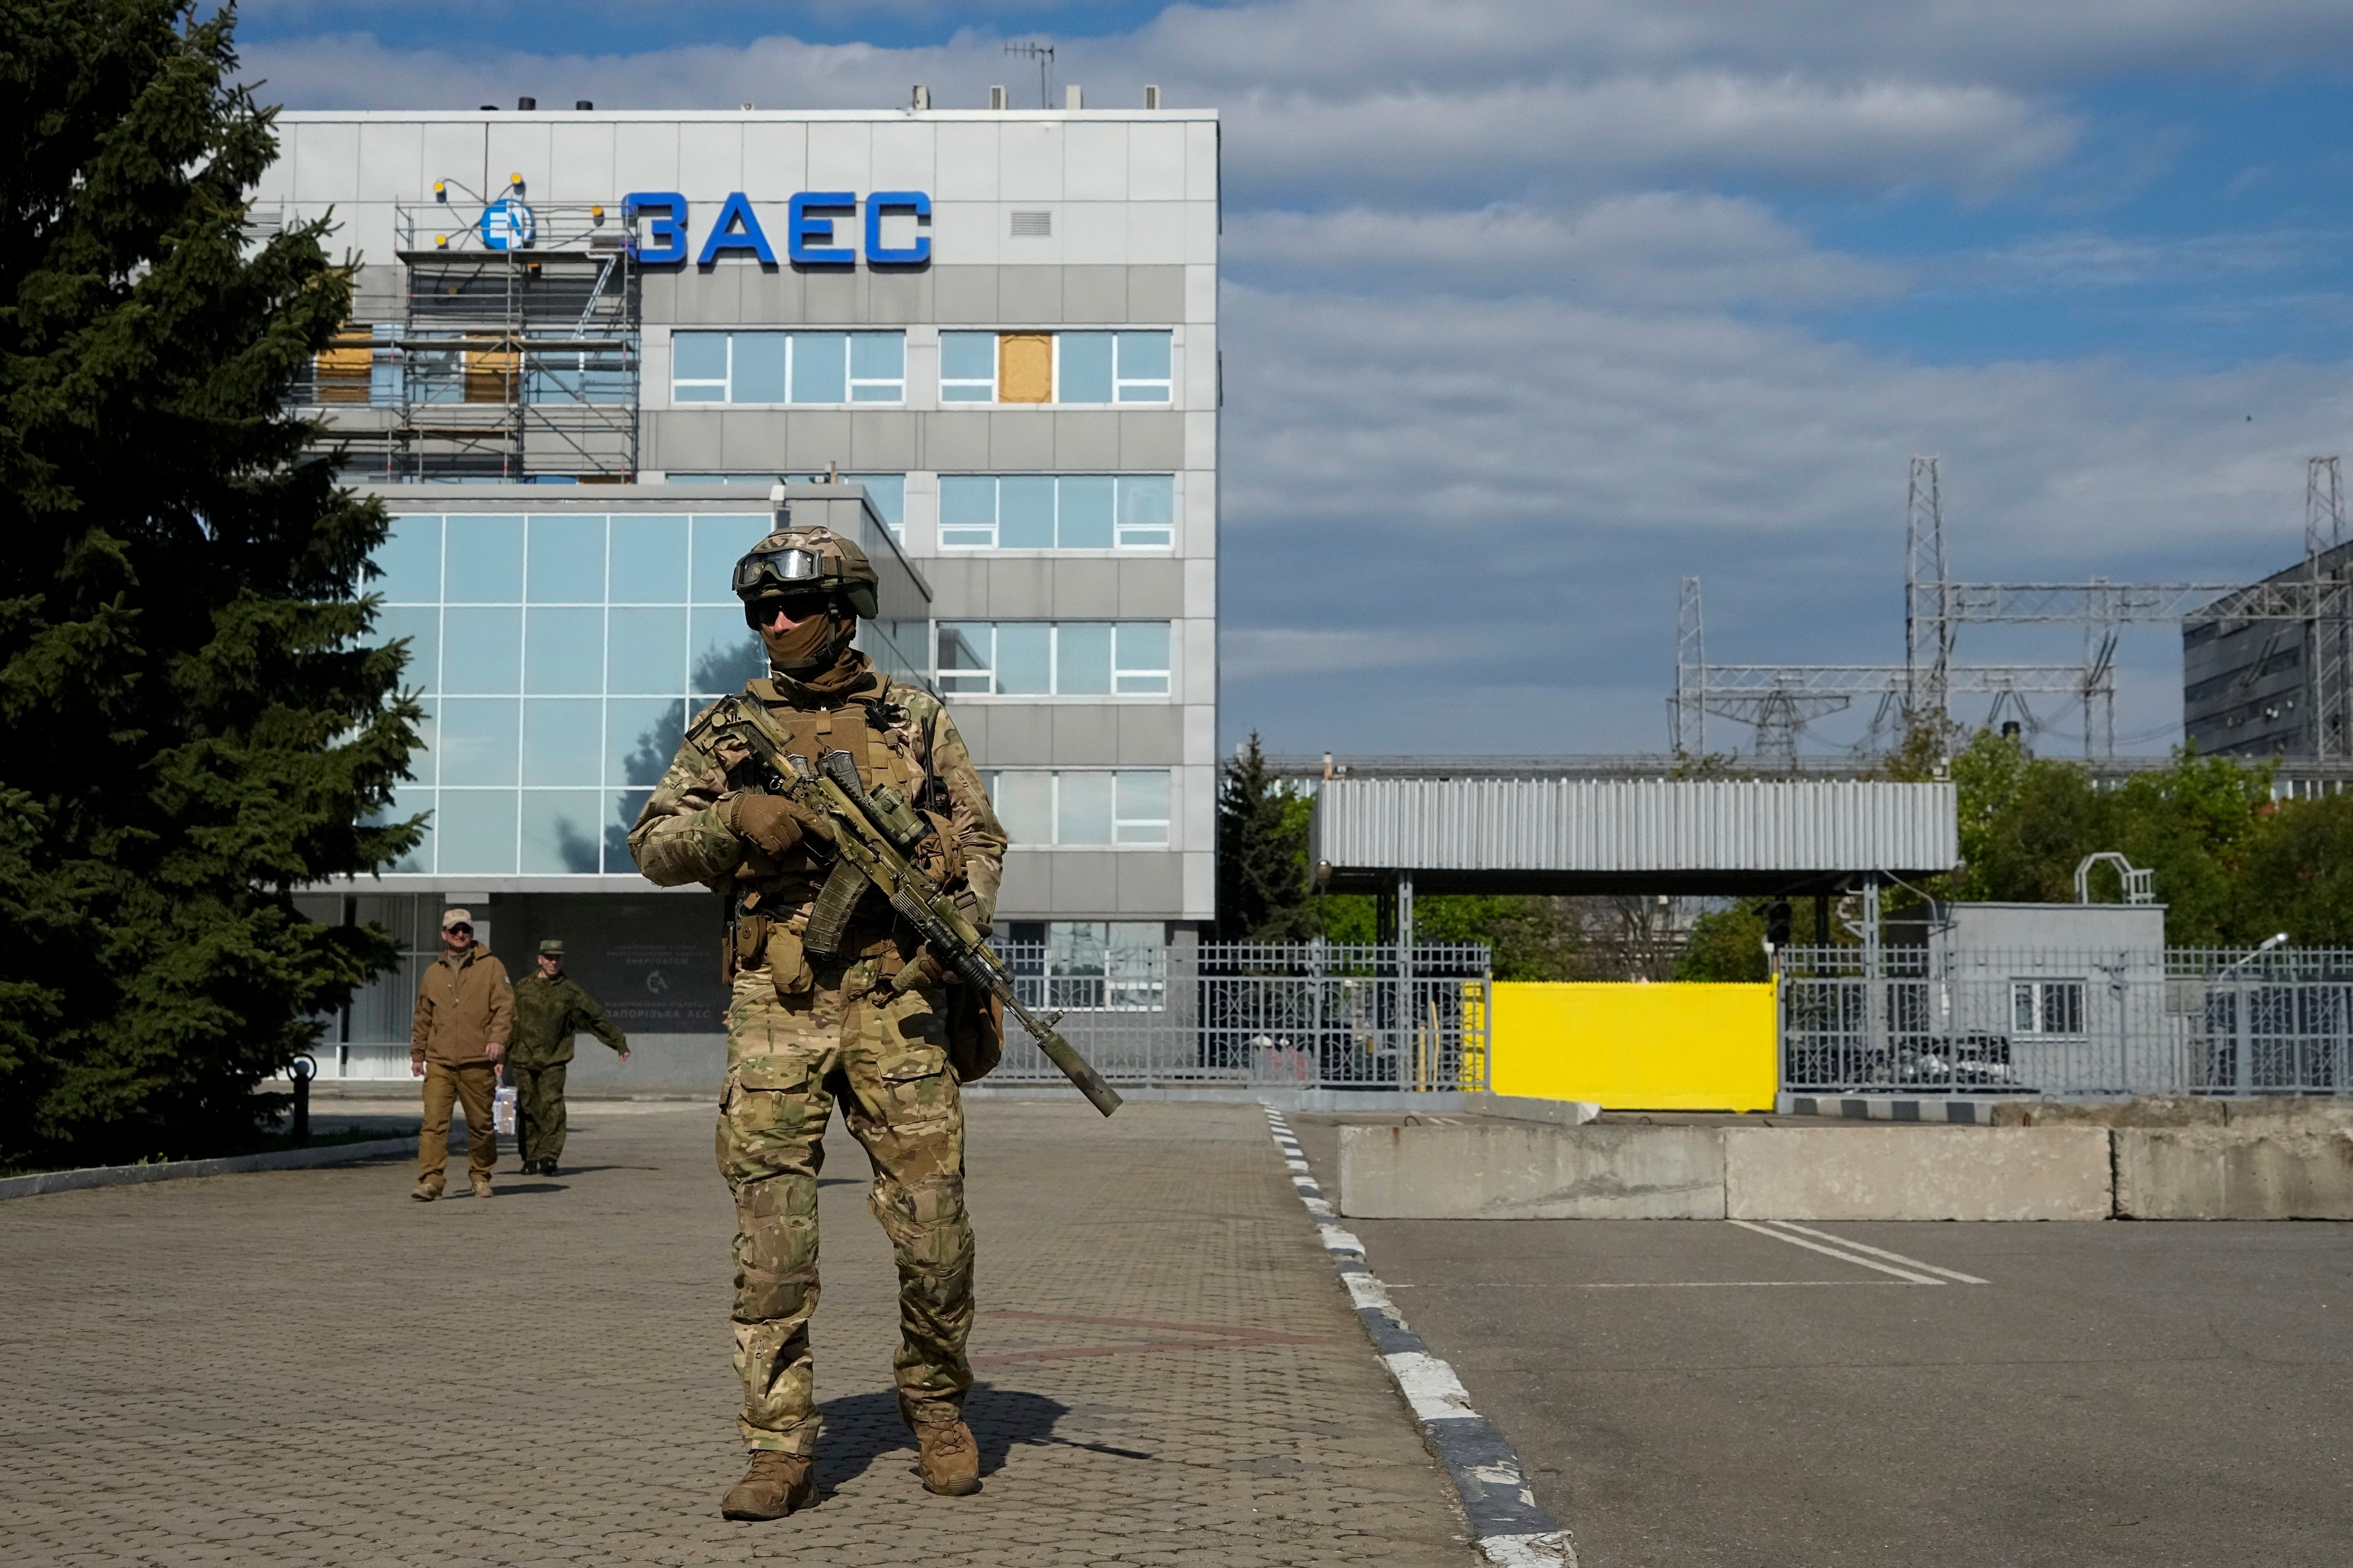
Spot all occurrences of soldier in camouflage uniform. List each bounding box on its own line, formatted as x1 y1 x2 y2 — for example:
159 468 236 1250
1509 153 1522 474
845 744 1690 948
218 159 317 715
628 518 1005 1521
507 937 630 1176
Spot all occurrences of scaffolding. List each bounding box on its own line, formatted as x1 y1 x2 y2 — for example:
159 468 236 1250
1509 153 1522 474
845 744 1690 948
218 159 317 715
324 184 640 482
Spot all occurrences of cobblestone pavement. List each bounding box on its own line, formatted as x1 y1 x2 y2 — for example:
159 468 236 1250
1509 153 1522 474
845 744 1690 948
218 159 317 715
0 1099 1472 1567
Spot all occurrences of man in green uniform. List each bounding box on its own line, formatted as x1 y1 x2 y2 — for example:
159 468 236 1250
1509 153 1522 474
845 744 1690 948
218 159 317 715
628 520 1006 1521
506 938 630 1177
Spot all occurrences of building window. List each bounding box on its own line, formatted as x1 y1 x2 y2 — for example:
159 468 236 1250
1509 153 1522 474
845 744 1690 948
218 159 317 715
2011 980 2085 1036
1002 920 1166 1010
937 474 1174 550
936 622 1171 696
671 331 905 404
936 331 1171 405
983 770 1172 847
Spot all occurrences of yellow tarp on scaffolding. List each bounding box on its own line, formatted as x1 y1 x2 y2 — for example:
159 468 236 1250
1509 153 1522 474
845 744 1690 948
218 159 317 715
1490 982 1777 1112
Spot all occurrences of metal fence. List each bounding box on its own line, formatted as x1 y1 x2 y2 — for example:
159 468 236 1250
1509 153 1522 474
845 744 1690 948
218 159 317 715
308 938 1494 1093
1780 944 2353 1097
992 941 1493 1093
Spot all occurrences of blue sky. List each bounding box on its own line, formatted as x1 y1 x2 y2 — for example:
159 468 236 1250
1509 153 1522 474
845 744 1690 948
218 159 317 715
239 1 2353 758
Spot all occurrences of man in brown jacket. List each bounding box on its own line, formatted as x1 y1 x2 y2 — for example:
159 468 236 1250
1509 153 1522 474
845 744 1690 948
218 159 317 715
409 908 515 1201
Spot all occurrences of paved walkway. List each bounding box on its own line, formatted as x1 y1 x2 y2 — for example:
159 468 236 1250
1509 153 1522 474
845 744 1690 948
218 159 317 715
0 1100 1473 1567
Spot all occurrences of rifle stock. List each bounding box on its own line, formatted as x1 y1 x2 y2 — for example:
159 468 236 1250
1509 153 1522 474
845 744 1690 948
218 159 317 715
711 697 1122 1116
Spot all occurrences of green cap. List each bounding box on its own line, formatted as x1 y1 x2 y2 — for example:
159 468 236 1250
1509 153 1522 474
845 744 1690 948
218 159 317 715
538 938 565 956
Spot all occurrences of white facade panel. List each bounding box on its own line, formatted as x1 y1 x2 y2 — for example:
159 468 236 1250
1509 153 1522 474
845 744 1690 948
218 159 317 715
544 122 617 201
674 121 744 200
482 120 554 202
611 121 682 197
1184 121 1219 202
998 120 1064 201
806 120 873 192
869 120 937 191
934 121 1000 200
291 120 360 203
1125 200 1186 267
356 122 424 206
1059 202 1128 265
1063 122 1128 200
1128 123 1187 201
741 120 809 198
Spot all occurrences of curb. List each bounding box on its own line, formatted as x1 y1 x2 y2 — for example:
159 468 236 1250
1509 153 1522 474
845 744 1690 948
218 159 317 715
1261 1104 1573 1568
0 1136 419 1201
1781 1095 2013 1123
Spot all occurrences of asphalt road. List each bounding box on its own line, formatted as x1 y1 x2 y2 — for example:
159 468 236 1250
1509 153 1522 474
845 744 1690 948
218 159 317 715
1294 1112 2353 1568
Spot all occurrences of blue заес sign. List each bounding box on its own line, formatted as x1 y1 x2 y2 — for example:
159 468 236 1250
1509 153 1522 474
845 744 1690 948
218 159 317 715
622 192 931 267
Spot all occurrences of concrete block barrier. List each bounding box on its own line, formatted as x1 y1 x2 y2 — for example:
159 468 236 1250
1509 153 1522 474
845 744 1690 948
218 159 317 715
2113 1128 2353 1219
1339 1121 1725 1220
1724 1126 2113 1221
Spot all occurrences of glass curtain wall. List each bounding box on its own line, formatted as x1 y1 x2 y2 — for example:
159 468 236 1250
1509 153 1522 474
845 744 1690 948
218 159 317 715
371 507 931 877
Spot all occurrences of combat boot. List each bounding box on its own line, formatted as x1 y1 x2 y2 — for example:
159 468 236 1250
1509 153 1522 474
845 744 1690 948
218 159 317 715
470 1173 493 1200
411 1175 442 1202
912 1418 981 1496
720 1450 814 1520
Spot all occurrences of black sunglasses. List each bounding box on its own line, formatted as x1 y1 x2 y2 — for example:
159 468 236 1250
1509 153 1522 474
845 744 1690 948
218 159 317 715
446 923 473 936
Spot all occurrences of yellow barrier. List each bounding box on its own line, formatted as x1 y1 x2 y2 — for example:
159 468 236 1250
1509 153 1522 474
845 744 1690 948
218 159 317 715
1490 982 1777 1112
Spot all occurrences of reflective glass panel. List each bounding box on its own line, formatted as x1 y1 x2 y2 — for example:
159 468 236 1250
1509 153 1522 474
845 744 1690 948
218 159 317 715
691 514 770 602
521 790 606 873
381 786 432 873
374 513 442 602
672 332 728 383
405 700 437 788
939 477 996 548
723 332 781 403
1116 330 1172 383
1056 622 1113 696
843 473 905 532
606 698 685 787
991 772 1052 845
1057 333 1113 403
607 607 687 694
440 607 521 693
436 790 519 873
445 514 524 602
608 514 689 603
526 514 606 602
995 624 1051 694
375 606 439 691
438 698 521 785
690 606 763 694
1117 475 1174 546
999 476 1056 549
604 789 653 872
1116 770 1172 842
520 698 602 786
1057 772 1114 845
1115 622 1171 694
940 331 995 387
524 607 603 695
790 332 847 403
937 623 991 692
1057 476 1115 548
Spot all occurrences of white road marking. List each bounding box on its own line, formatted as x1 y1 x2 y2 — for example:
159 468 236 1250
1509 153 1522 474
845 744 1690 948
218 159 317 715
1396 1280 1909 1288
1761 1220 1991 1285
1728 1219 1948 1285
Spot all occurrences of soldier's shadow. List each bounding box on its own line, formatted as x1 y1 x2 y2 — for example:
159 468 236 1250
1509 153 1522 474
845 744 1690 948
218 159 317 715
815 1383 1143 1491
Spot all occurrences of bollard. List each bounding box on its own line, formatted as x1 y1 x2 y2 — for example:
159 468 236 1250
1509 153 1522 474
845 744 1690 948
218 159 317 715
290 1055 316 1147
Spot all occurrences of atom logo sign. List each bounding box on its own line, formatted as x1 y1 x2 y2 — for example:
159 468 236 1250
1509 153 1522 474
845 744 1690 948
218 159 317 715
480 198 536 251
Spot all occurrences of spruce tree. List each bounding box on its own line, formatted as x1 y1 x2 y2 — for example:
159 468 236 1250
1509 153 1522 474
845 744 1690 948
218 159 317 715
0 1 419 1167
1215 734 1317 942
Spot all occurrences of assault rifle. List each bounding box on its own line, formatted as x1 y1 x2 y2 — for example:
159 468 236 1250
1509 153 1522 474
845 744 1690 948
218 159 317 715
707 696 1123 1117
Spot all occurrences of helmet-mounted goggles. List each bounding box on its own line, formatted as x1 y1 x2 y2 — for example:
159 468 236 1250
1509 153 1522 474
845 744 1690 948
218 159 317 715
732 544 829 599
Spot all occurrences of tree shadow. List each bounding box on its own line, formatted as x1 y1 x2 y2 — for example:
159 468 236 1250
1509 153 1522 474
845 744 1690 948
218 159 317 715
814 1382 1145 1492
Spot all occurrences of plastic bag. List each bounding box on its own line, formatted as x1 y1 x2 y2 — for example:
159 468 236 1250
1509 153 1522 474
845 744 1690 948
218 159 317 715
493 1085 517 1135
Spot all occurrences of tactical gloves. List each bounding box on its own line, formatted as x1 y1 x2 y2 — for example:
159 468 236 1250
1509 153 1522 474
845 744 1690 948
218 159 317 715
721 792 822 858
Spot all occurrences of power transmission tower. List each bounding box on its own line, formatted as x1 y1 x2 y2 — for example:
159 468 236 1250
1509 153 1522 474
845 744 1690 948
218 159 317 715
2306 456 2343 558
1672 576 1705 755
1905 456 1951 723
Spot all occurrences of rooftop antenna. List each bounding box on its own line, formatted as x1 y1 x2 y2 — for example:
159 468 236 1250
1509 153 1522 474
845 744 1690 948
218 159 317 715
1004 40 1055 108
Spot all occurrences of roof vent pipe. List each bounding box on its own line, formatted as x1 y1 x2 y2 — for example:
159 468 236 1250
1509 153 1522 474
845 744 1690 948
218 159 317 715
576 99 593 111
1144 85 1160 109
989 85 1007 110
1064 84 1082 109
911 84 930 111
517 96 536 111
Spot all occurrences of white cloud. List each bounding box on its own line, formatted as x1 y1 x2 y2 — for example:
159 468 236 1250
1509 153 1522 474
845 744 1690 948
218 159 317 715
1227 194 1905 307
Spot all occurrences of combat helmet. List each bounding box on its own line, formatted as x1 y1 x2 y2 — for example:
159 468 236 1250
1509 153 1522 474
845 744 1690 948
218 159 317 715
732 524 879 622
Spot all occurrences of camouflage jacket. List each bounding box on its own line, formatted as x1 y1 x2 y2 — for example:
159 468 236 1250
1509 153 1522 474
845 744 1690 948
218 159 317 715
509 972 628 1067
626 649 1006 929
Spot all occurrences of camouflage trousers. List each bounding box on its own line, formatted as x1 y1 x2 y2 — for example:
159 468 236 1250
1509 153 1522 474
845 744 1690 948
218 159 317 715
718 952 973 1455
506 1062 569 1166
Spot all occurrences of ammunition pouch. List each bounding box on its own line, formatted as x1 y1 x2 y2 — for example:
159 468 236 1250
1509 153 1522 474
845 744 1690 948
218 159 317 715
946 978 1004 1084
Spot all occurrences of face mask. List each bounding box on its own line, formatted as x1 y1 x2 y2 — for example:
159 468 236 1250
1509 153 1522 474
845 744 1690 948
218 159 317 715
759 607 840 672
